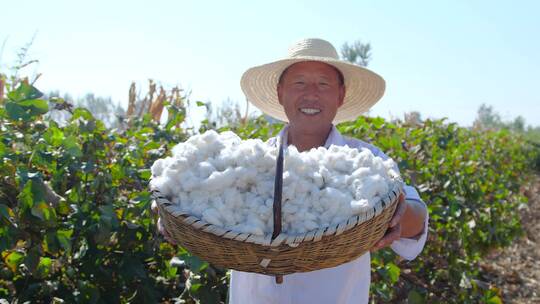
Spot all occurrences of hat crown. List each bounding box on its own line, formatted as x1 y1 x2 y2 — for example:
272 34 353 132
287 38 339 59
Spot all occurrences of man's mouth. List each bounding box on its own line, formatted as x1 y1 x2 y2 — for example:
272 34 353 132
299 108 321 115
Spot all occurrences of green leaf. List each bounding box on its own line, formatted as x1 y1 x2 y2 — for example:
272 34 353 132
486 295 502 304
44 125 65 146
5 99 49 121
7 82 43 102
0 204 14 221
385 262 400 283
19 98 48 112
407 290 425 304
138 169 151 180
36 257 52 278
5 101 27 120
71 108 94 121
180 252 209 274
2 251 24 272
31 201 57 223
0 141 6 158
196 101 206 107
18 179 45 210
56 229 73 254
62 136 82 157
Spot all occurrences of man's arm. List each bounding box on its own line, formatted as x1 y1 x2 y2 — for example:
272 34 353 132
400 198 427 239
371 189 429 260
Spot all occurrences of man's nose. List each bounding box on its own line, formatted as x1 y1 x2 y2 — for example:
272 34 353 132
303 82 320 96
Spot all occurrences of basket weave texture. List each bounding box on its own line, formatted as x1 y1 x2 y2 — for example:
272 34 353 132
153 181 402 276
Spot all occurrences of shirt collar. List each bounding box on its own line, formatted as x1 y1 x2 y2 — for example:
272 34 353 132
277 124 347 149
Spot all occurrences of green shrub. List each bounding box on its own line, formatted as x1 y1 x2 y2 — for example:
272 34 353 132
1 80 537 303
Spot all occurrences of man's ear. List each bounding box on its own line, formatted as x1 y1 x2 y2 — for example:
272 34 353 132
338 85 346 107
277 84 284 105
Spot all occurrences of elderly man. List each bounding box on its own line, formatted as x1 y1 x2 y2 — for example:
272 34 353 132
156 38 428 304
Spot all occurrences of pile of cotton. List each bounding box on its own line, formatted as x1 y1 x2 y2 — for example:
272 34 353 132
150 130 400 236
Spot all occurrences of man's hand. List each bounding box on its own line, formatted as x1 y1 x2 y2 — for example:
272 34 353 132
371 193 406 252
151 200 177 244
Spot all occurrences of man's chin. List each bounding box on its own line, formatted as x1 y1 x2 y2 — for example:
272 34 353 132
289 122 332 135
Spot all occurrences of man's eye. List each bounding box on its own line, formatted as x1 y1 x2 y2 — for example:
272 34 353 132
294 81 305 85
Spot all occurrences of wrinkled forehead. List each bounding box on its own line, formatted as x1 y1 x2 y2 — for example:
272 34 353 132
278 61 345 84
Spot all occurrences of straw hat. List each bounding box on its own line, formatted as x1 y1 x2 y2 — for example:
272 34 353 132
240 38 386 123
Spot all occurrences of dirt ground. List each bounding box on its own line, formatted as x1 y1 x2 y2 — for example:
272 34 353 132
480 174 540 303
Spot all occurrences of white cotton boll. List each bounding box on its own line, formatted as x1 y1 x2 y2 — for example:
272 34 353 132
211 155 229 172
192 202 209 218
371 157 386 175
150 176 173 197
204 167 236 191
285 146 304 171
367 174 388 197
301 210 317 222
330 215 347 226
296 180 311 195
219 131 242 146
369 196 381 206
333 157 354 173
247 216 265 230
190 190 209 203
260 152 276 170
254 180 272 197
202 208 223 226
169 156 190 172
311 171 324 189
251 195 265 210
283 203 299 214
328 174 348 188
163 166 181 182
251 139 267 157
351 167 371 180
151 158 166 177
354 174 388 201
328 145 341 153
178 170 201 192
357 148 374 167
264 198 274 208
303 220 318 232
234 167 258 190
347 147 359 159
153 129 401 236
172 143 198 160
220 208 237 226
224 188 243 208
256 205 271 220
351 199 370 213
318 167 331 185
383 158 398 171
196 161 217 179
282 187 296 203
200 129 220 144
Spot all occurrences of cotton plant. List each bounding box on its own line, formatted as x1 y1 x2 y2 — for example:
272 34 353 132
150 130 400 236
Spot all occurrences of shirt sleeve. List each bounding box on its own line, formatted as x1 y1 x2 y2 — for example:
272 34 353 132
390 185 429 260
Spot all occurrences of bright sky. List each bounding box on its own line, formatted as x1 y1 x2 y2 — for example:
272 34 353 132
1 0 539 126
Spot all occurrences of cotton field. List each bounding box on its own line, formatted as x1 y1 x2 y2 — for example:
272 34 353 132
150 130 400 236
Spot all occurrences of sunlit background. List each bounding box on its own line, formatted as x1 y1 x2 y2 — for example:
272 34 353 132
1 0 539 127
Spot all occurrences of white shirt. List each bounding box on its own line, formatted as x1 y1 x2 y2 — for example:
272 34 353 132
229 125 429 304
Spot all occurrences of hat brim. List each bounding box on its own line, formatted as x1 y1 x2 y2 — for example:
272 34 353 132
240 56 386 123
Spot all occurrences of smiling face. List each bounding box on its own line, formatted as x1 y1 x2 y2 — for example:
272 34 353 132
277 61 345 137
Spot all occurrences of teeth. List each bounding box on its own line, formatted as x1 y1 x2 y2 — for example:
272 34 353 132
300 108 321 115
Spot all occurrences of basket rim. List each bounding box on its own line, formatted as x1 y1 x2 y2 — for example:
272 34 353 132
152 179 403 248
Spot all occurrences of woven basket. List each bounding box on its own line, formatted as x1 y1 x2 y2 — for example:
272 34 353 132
152 181 402 276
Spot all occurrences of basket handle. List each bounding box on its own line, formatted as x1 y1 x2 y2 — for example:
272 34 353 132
271 136 284 284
